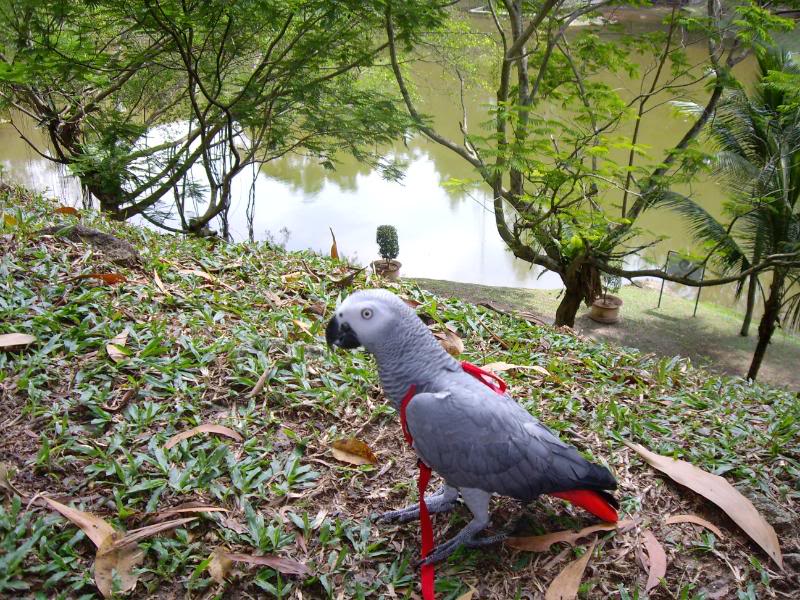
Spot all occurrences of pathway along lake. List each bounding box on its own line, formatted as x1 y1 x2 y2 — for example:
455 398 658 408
1 9 797 312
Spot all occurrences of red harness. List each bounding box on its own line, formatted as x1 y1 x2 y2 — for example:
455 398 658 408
399 361 505 600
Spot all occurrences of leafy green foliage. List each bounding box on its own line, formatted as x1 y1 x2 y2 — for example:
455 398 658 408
375 225 399 261
0 0 446 232
1 184 798 598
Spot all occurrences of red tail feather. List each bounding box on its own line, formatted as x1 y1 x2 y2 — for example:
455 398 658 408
550 490 618 523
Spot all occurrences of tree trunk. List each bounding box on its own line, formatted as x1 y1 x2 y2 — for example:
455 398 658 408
747 271 784 381
554 284 584 328
740 272 758 336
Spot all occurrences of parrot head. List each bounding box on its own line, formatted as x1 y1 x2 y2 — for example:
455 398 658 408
326 289 404 352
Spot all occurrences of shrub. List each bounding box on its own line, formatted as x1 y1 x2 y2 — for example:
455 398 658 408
376 225 399 260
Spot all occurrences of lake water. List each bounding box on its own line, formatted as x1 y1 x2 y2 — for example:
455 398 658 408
2 10 797 311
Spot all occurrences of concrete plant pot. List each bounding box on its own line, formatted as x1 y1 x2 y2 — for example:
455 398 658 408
588 294 623 324
372 259 401 281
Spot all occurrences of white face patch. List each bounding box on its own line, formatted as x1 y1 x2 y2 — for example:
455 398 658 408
336 293 395 351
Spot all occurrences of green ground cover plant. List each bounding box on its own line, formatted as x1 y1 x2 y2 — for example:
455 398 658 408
0 184 798 598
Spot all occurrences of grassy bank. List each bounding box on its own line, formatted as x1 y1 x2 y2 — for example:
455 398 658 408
413 278 800 390
1 184 798 598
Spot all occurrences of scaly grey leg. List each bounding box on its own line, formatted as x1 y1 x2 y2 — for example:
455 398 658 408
377 484 459 523
416 487 506 566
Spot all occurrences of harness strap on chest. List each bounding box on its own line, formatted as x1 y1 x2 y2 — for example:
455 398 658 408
398 362 505 600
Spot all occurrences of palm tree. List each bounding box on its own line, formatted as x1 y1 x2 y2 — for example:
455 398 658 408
658 49 800 381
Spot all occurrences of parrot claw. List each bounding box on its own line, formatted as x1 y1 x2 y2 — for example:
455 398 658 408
414 531 508 566
376 486 459 523
375 499 457 524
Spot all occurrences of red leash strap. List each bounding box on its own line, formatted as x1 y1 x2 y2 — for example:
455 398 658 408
400 384 435 600
461 361 507 394
417 460 435 598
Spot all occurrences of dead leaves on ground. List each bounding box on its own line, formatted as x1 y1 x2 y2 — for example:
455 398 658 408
40 497 199 597
0 332 36 349
329 227 339 260
665 513 724 538
507 520 635 552
331 438 378 466
72 272 128 285
642 529 667 592
178 268 236 292
164 424 243 449
544 540 597 600
625 441 783 568
54 206 80 216
106 329 129 362
220 551 309 576
433 325 464 356
207 546 310 583
482 361 550 377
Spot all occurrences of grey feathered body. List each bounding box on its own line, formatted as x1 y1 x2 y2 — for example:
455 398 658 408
364 290 615 501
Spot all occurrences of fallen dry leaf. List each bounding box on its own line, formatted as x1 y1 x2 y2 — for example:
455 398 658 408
208 546 233 584
178 268 235 292
507 520 634 552
330 266 366 288
281 271 304 284
544 539 597 600
331 438 378 466
624 441 782 568
249 365 271 397
74 272 127 285
482 362 550 376
54 206 80 216
293 319 313 337
455 586 476 600
665 514 724 538
434 328 464 357
41 497 115 548
153 270 170 296
220 515 249 534
164 424 243 450
104 517 197 552
223 552 309 576
95 538 145 598
329 227 339 260
642 529 667 592
151 504 228 522
106 329 129 362
0 333 36 349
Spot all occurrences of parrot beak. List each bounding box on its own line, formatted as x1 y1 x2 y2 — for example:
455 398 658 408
325 316 361 349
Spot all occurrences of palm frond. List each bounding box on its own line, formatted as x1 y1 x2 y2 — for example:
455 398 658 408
646 190 747 274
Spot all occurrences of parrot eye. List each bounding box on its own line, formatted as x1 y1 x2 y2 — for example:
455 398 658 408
361 308 373 320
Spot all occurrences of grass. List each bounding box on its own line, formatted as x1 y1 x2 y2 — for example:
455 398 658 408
0 183 798 599
413 278 800 390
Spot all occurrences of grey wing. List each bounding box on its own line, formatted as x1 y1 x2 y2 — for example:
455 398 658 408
405 389 615 500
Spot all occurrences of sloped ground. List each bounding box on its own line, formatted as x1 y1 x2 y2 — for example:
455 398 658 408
0 184 798 599
412 278 800 391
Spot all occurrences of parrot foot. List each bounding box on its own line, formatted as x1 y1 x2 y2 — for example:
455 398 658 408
376 485 459 523
414 532 508 567
413 487 502 566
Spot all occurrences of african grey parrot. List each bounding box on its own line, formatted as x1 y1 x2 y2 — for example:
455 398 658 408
326 289 618 564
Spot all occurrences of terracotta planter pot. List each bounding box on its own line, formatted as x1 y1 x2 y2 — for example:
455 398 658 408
588 294 623 324
372 259 401 281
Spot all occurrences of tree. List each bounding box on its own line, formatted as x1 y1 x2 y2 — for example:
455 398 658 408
658 48 800 380
0 0 445 235
385 0 797 327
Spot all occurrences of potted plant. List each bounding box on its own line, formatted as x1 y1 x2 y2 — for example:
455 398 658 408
588 270 623 324
373 225 401 281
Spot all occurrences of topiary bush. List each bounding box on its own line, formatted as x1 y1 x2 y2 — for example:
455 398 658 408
376 225 399 261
